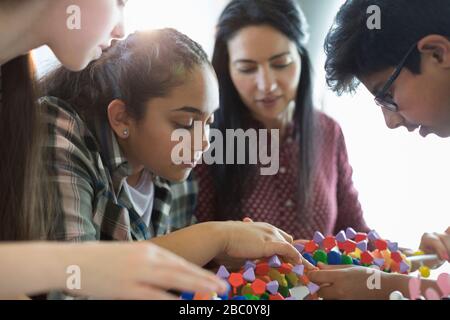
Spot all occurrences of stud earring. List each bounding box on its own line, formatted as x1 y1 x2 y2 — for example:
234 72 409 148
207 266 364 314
123 128 129 137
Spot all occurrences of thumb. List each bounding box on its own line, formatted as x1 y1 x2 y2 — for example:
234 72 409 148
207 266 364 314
317 262 354 270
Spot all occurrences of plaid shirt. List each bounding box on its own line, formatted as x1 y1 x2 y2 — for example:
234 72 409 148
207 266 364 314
40 96 197 242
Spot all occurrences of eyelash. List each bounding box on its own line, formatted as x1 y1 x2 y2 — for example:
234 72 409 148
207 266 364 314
117 0 126 7
238 63 292 74
174 119 214 130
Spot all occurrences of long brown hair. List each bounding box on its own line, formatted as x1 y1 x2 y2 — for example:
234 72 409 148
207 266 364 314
0 54 54 241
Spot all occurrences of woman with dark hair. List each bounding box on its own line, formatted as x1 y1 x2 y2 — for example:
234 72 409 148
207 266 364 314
39 28 305 292
0 0 227 300
195 0 370 239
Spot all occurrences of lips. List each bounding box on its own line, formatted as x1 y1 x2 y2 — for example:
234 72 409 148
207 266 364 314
257 96 281 103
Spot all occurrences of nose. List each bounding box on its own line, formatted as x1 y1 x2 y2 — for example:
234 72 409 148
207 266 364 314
381 108 406 129
111 13 125 39
200 125 211 153
256 65 277 94
193 121 211 155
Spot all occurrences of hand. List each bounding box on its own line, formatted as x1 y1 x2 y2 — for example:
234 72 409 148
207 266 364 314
221 219 313 269
66 242 228 299
419 227 450 261
308 264 390 300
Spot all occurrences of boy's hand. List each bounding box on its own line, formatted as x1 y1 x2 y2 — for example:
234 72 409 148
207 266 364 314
419 227 450 262
308 265 390 300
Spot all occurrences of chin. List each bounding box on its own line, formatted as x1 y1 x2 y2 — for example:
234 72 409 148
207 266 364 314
164 168 192 183
59 57 89 72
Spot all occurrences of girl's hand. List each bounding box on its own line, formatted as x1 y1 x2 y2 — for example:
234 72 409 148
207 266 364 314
221 220 313 268
66 242 228 299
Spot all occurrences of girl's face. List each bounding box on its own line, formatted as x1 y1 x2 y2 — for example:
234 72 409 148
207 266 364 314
49 0 126 71
227 25 302 128
122 65 219 182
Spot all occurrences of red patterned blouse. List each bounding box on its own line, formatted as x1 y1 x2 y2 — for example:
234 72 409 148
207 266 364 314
194 112 370 240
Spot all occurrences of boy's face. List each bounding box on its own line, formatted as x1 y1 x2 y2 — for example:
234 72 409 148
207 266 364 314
360 36 450 138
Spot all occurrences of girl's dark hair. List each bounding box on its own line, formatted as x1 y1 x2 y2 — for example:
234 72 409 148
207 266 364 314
324 0 450 94
0 54 54 241
210 0 316 221
41 29 210 128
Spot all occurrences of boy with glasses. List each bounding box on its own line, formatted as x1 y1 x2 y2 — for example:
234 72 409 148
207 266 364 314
308 0 450 299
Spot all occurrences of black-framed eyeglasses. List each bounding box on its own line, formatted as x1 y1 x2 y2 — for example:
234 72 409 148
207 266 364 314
374 42 418 112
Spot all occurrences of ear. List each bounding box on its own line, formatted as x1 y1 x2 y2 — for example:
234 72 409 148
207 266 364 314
107 99 133 139
417 35 450 68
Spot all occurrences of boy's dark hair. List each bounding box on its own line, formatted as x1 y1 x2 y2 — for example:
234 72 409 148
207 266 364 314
324 0 450 95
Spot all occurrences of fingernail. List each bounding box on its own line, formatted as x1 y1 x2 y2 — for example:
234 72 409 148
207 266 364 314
443 252 450 261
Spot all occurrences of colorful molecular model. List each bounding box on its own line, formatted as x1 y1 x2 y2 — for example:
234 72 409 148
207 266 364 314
297 228 412 274
181 255 320 300
390 272 450 300
181 228 436 300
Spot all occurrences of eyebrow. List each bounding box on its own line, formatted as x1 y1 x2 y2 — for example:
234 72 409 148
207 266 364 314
171 106 204 115
233 52 291 65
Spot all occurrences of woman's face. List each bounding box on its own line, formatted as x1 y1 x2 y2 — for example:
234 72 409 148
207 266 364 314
123 65 219 182
49 0 126 71
227 25 302 128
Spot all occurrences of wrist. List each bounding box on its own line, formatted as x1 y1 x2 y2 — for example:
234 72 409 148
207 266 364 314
206 221 233 257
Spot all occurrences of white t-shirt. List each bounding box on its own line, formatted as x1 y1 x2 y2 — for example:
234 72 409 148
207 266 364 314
123 170 155 227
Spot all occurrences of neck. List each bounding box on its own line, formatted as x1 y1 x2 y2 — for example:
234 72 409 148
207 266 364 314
117 137 145 187
0 0 49 65
127 168 145 188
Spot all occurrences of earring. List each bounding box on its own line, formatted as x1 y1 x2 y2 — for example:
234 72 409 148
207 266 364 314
123 128 129 138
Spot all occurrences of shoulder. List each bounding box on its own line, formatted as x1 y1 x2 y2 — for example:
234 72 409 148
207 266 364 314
313 111 348 156
39 96 98 152
315 111 344 137
39 96 83 122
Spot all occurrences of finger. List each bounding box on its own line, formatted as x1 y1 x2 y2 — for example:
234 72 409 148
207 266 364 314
171 265 229 294
445 227 450 235
154 248 229 288
293 239 309 245
315 285 338 300
420 234 449 261
277 228 294 244
243 217 254 223
150 254 228 293
437 233 450 261
263 241 301 265
316 262 355 270
146 266 228 294
125 286 179 300
300 255 316 270
308 270 337 285
399 247 415 257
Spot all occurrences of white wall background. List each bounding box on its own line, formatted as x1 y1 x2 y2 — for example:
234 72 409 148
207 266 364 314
34 0 449 276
